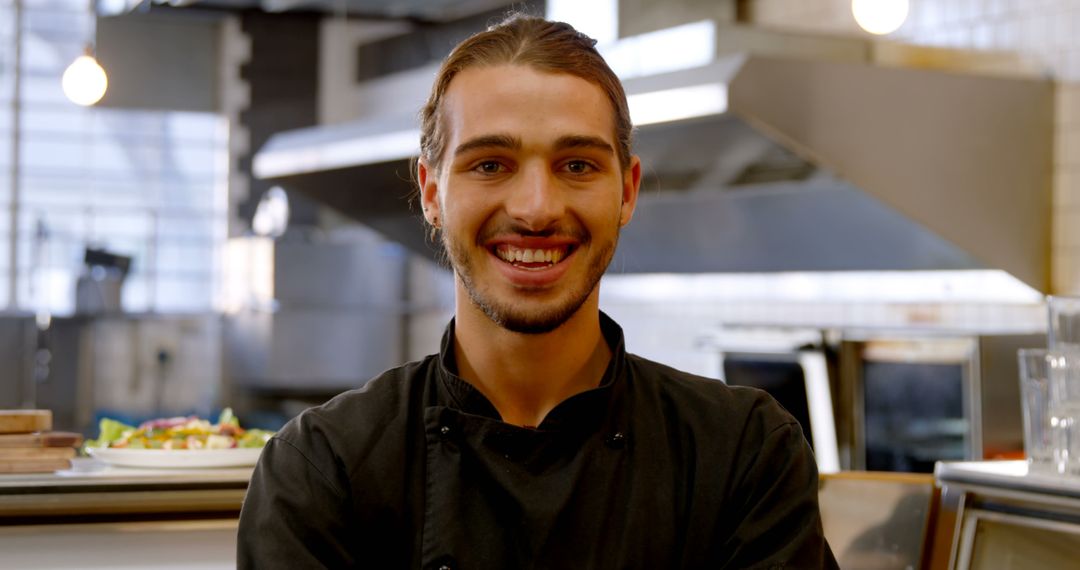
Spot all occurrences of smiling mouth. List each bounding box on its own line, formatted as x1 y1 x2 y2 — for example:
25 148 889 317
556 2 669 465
492 244 574 270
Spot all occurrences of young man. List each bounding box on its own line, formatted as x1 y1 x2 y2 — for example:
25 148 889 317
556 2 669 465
238 15 837 569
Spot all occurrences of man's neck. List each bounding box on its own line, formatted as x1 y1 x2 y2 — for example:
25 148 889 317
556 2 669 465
452 290 612 427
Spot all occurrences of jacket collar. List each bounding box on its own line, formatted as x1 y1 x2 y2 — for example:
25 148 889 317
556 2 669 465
434 311 628 431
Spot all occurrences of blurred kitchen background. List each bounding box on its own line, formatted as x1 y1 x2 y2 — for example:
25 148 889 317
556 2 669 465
0 0 1077 473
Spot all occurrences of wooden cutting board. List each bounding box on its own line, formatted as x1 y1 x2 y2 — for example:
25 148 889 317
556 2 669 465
0 410 52 434
0 447 76 460
0 458 72 474
0 432 83 448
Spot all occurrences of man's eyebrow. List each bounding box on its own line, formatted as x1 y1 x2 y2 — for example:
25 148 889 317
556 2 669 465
453 134 521 156
553 135 615 155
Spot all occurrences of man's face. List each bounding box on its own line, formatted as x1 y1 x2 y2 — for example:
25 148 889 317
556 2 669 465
419 64 641 334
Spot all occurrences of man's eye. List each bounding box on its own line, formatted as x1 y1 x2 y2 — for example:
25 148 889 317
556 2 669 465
564 160 594 174
474 161 505 174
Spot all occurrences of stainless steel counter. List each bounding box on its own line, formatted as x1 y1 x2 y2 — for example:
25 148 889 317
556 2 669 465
936 459 1080 497
932 460 1080 569
0 461 251 569
0 460 251 521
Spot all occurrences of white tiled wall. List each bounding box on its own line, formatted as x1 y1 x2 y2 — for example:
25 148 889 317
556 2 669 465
751 0 1080 294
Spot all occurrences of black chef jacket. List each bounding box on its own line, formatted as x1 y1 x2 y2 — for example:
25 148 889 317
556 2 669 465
238 313 837 569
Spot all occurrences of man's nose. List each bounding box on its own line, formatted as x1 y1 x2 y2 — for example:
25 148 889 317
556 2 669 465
504 163 565 231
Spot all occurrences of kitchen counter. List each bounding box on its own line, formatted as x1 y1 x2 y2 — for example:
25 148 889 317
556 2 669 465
935 459 1080 500
0 460 251 569
0 459 251 522
931 460 1080 569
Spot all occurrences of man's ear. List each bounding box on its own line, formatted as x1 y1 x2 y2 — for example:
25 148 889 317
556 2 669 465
619 155 642 226
417 159 441 227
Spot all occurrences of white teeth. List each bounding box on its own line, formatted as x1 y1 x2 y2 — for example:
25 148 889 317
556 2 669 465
496 246 568 265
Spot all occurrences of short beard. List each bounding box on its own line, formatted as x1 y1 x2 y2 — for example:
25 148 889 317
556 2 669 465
444 230 617 335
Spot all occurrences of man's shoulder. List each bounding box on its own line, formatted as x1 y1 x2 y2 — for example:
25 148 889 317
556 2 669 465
625 352 796 433
327 356 436 410
625 352 765 407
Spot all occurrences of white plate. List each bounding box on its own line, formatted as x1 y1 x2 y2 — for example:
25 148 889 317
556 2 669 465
86 447 264 469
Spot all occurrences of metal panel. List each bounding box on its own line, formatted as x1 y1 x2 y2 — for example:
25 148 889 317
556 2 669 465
730 56 1054 291
273 239 406 309
222 236 408 390
612 180 983 273
818 472 936 569
96 12 222 112
224 308 404 389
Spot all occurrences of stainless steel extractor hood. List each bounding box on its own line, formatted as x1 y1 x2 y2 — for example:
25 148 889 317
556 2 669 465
252 24 1054 291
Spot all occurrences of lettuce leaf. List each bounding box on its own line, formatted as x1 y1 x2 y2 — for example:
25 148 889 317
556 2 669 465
237 429 274 448
85 417 135 449
218 407 239 428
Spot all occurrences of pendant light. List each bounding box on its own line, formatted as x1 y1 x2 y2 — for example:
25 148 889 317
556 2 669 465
852 0 909 36
62 45 108 106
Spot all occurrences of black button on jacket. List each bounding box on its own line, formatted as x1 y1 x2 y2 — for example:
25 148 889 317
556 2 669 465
238 313 838 569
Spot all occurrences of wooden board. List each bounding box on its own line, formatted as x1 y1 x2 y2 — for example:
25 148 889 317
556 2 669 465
0 447 75 460
0 432 83 448
0 458 71 474
0 411 52 434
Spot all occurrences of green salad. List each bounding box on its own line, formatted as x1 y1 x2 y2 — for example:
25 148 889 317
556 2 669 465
86 408 274 451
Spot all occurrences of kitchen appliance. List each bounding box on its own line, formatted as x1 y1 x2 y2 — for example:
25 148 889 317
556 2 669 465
222 233 408 393
839 333 1045 473
74 248 132 315
703 326 1043 473
37 314 222 434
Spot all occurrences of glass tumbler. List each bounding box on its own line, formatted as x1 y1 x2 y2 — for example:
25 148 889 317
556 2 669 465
1018 349 1057 472
1019 349 1080 475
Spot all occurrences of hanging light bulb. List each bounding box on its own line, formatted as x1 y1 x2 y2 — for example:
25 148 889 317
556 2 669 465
62 47 108 106
252 187 291 238
851 0 909 36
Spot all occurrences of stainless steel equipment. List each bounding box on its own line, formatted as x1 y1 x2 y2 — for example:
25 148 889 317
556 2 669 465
839 333 1046 472
74 248 132 315
223 234 408 392
39 314 223 433
702 325 1044 473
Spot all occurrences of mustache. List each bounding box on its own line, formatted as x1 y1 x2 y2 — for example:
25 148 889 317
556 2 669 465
477 220 588 243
